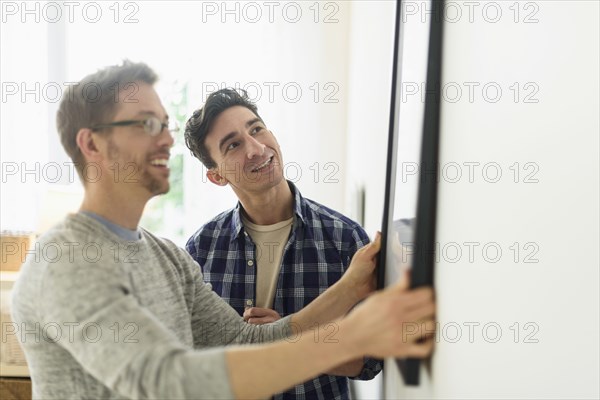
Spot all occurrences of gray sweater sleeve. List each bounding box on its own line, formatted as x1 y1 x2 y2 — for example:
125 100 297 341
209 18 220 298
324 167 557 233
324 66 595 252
38 243 236 399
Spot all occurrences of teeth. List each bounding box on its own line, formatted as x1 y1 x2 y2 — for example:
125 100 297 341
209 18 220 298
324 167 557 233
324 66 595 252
150 159 169 167
252 157 272 172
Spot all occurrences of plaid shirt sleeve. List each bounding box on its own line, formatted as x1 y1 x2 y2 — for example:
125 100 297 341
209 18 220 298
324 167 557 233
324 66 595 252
185 237 198 266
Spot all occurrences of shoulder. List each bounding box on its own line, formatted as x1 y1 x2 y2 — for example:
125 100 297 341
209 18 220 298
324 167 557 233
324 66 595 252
140 228 180 254
13 215 129 312
301 197 367 237
185 208 236 250
22 214 119 270
140 228 203 277
296 196 370 254
41 213 104 244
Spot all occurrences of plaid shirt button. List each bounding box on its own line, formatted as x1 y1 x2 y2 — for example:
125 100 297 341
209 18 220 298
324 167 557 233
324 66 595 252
247 260 254 267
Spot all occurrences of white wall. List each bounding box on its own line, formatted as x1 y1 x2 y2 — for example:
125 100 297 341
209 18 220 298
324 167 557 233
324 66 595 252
344 1 395 234
429 1 599 398
345 1 599 399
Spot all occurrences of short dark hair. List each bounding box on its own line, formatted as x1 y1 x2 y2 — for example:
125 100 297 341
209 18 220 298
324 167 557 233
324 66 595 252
184 88 261 169
56 60 158 181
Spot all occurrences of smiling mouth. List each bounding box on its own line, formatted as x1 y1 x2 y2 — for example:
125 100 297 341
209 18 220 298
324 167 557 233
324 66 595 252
150 158 169 168
251 156 274 173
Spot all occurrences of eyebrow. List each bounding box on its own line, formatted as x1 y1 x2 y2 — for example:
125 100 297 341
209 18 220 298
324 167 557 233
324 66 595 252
246 117 262 127
218 117 264 153
218 131 238 153
133 110 169 121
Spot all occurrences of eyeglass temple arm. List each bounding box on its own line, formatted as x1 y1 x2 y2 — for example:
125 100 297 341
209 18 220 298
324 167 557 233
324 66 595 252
91 120 142 130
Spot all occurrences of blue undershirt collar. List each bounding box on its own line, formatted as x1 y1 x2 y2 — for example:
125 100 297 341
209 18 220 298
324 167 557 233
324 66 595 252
80 211 141 241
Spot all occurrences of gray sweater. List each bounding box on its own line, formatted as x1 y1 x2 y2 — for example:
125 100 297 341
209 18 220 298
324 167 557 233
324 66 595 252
11 213 291 399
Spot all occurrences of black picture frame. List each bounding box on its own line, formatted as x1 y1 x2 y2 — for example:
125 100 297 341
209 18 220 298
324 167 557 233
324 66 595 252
376 0 444 386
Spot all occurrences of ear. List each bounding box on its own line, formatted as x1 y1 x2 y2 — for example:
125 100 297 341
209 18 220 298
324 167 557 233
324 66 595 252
76 128 103 162
207 169 228 186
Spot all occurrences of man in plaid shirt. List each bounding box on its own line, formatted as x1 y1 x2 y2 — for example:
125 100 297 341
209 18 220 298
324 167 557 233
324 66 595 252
184 88 382 399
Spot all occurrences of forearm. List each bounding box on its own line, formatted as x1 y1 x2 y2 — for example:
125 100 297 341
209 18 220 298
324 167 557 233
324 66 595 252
242 309 364 377
325 358 364 377
226 320 359 399
289 237 380 334
289 279 362 333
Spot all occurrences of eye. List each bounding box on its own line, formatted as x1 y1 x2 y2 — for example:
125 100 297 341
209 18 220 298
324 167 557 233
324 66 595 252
144 117 163 136
250 126 263 136
226 142 240 152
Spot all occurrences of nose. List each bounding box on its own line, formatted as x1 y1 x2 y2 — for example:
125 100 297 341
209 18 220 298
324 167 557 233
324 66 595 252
246 135 265 159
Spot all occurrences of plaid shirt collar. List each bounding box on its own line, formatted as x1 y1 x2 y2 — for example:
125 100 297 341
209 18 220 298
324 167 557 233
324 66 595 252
228 180 306 243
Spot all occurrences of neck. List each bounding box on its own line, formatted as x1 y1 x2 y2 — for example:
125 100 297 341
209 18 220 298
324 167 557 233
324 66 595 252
80 183 149 230
234 180 294 225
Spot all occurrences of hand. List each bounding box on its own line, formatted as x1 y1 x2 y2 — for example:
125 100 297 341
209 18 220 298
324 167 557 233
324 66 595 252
340 232 382 302
243 307 282 325
341 271 436 359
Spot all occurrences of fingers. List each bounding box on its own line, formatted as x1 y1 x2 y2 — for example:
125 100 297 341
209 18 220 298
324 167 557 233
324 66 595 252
243 307 280 322
389 282 433 303
243 308 264 321
401 317 436 340
404 302 436 325
398 287 435 310
375 280 435 317
402 337 435 358
395 270 411 292
247 316 278 325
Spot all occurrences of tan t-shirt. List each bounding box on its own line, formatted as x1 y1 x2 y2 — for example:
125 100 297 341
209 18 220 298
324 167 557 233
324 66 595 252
241 215 294 309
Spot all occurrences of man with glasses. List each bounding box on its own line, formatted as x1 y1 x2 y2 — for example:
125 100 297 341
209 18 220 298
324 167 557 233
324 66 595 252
11 60 436 399
184 89 382 399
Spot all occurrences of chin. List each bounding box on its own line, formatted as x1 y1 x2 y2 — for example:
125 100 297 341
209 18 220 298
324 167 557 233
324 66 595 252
269 170 285 186
155 186 170 196
253 171 283 187
146 180 170 196
157 182 170 195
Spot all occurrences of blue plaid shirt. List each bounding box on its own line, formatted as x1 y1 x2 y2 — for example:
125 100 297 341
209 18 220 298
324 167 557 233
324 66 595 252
186 181 382 400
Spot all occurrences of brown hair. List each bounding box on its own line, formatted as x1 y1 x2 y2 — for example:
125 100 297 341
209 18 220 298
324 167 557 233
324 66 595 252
56 60 157 181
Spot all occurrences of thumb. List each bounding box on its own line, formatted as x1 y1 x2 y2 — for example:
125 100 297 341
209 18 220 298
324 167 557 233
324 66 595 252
373 231 382 249
361 232 382 259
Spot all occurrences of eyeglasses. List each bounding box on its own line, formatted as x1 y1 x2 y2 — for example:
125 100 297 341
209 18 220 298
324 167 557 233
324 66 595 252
91 116 180 137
